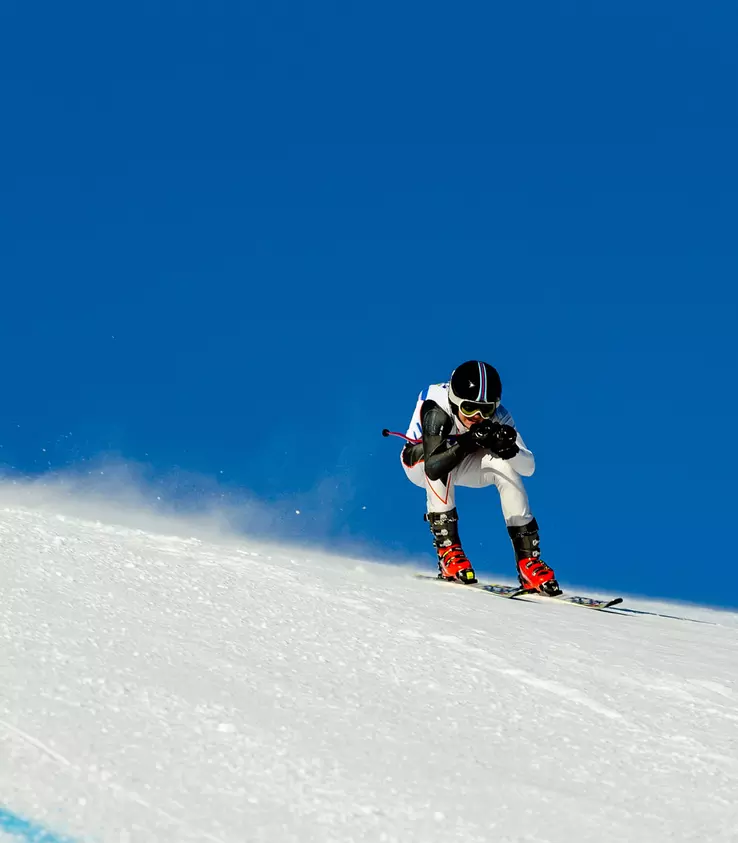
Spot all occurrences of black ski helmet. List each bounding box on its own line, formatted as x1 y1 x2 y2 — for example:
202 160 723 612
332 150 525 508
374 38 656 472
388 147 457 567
448 361 502 419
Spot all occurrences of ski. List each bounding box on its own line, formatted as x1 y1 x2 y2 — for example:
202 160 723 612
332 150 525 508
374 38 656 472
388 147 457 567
415 574 534 598
414 573 623 610
549 593 623 610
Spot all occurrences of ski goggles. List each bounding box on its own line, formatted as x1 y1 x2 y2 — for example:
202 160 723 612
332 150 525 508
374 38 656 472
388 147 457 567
458 399 499 419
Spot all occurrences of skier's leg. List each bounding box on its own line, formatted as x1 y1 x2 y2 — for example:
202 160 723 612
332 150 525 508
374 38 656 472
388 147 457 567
453 451 532 526
402 459 457 514
425 509 477 582
453 452 560 594
506 518 560 594
402 460 474 582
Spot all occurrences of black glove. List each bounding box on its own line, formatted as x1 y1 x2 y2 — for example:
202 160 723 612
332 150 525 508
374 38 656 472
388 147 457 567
471 421 520 460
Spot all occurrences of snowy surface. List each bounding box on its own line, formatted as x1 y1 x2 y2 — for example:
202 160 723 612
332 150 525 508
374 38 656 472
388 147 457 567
1 491 737 843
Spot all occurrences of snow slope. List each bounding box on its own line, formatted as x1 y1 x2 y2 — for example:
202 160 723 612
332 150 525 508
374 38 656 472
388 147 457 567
1 493 737 843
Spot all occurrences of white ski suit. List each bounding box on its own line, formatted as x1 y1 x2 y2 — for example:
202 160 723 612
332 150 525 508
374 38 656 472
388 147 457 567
402 383 535 527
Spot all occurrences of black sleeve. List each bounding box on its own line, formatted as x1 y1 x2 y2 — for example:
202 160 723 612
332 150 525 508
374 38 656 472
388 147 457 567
421 400 478 482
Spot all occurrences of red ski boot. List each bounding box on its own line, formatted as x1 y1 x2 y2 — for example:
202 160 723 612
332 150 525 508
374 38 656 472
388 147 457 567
437 543 477 583
517 556 561 596
507 519 561 596
426 509 477 584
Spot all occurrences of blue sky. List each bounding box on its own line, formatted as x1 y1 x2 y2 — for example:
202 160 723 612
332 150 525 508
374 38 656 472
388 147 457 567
1 1 736 605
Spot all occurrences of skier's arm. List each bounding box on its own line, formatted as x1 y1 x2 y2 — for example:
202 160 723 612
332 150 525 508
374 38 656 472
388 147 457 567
421 400 477 482
507 432 535 476
494 405 535 476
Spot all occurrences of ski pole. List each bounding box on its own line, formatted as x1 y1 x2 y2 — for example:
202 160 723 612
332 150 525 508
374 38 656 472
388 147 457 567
381 429 421 443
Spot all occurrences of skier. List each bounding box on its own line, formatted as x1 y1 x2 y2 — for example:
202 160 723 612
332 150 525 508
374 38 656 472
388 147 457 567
395 360 560 595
